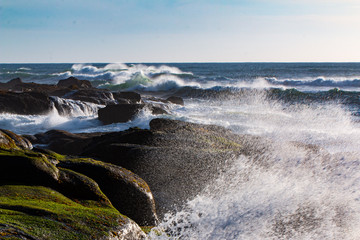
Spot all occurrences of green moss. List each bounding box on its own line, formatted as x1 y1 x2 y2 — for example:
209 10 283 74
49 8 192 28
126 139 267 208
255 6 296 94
0 132 19 150
39 149 67 161
0 185 126 240
0 148 59 178
140 226 155 234
197 134 242 151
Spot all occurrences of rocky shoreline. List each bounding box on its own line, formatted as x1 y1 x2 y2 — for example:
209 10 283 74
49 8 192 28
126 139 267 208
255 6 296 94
0 77 252 239
0 76 353 239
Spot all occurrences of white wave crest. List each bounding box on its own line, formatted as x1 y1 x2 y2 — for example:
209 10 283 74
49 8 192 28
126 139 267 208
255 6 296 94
66 63 194 87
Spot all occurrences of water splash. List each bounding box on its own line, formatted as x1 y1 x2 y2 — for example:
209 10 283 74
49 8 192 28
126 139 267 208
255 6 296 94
150 93 360 240
150 143 360 239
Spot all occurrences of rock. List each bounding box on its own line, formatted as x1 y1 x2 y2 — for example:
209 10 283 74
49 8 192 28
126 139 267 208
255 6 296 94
0 77 64 93
98 104 145 124
0 185 140 240
57 76 92 89
0 131 154 237
166 96 184 106
0 129 32 149
0 91 52 115
0 78 23 90
57 168 111 204
149 105 169 115
64 89 115 105
58 158 158 226
0 149 59 186
33 129 90 155
113 91 141 104
103 219 147 240
31 119 249 216
7 77 22 86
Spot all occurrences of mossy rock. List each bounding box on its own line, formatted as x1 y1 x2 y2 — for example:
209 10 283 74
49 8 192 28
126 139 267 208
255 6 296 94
0 185 145 240
0 149 59 185
58 158 158 226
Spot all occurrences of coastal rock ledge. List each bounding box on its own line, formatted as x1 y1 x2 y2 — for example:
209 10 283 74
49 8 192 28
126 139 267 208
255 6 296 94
0 129 154 240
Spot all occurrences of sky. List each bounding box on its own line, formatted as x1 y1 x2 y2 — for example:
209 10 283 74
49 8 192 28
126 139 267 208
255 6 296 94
1 0 360 63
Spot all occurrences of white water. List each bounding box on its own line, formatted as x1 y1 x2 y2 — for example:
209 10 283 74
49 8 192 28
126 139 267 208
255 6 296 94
148 94 360 239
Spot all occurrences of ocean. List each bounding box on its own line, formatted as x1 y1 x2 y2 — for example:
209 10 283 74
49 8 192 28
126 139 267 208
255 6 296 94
1 63 360 239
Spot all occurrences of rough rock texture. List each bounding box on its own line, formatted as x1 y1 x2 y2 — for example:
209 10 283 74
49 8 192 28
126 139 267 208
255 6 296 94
0 78 60 93
0 130 155 239
0 129 32 150
57 76 93 89
0 91 52 115
31 118 263 215
166 96 184 106
58 158 158 226
64 89 115 105
0 78 22 90
112 91 142 104
98 104 145 124
98 103 170 125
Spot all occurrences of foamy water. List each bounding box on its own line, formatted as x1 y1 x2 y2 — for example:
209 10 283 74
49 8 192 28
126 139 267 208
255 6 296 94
149 95 360 240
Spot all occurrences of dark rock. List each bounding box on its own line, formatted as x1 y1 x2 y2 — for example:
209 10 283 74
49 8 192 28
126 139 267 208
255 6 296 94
10 82 59 93
32 119 250 216
0 78 63 93
166 96 184 106
57 168 111 204
145 103 170 115
0 150 59 186
98 104 145 124
0 78 23 90
57 76 92 89
58 158 158 226
7 77 22 86
113 91 141 103
0 131 150 238
149 105 169 115
64 89 115 105
34 130 90 155
0 91 52 115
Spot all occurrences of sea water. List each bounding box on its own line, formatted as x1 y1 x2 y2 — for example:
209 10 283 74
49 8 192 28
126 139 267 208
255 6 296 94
1 63 360 239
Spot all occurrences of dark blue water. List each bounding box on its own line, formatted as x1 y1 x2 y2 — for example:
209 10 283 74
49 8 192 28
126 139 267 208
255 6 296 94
1 63 360 91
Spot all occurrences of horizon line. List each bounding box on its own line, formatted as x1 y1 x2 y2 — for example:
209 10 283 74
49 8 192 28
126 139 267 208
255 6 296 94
1 61 360 64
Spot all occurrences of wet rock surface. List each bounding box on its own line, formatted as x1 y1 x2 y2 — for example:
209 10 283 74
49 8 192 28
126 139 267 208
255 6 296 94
0 129 157 239
30 118 264 216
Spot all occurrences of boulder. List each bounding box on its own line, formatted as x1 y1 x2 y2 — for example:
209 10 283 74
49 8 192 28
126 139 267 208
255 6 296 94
0 91 52 115
98 104 145 124
31 119 250 216
0 129 32 149
58 158 158 226
0 130 155 237
64 89 115 105
33 129 91 155
166 96 184 106
113 91 141 104
57 76 92 89
0 149 59 186
0 78 22 90
0 185 144 240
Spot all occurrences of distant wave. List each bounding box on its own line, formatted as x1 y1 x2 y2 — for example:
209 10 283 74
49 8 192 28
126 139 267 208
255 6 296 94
18 67 32 71
266 76 360 88
70 63 193 83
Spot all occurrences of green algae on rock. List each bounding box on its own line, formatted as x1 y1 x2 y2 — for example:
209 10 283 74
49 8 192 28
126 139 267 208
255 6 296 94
0 129 152 239
0 185 145 240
